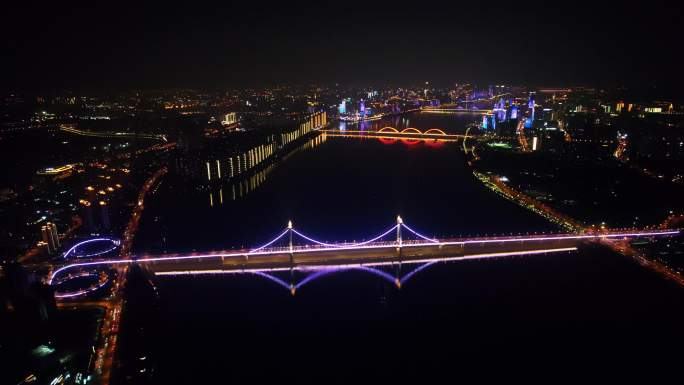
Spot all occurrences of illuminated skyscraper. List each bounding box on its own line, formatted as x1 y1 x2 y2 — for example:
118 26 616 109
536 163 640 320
48 222 59 249
338 100 346 114
524 118 533 129
40 222 59 254
41 225 54 254
528 92 536 109
359 100 366 117
528 92 536 122
221 112 237 125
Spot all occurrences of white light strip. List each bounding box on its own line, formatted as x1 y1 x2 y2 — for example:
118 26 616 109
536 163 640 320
153 247 578 276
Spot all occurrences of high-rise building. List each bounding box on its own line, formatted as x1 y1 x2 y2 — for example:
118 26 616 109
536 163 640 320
41 225 53 254
524 118 533 129
528 92 536 109
222 112 237 126
40 222 59 254
48 222 59 249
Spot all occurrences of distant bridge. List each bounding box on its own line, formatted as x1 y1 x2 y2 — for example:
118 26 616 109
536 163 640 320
49 217 679 296
322 127 468 142
420 106 492 114
59 125 167 142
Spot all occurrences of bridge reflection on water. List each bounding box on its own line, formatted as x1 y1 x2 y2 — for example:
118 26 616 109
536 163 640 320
156 247 578 296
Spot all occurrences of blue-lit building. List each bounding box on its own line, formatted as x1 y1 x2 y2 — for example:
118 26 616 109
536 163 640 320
524 118 533 129
528 92 536 123
528 92 536 109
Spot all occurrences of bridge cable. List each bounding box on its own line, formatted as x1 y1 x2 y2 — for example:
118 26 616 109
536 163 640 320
400 223 440 243
248 229 290 253
290 224 399 248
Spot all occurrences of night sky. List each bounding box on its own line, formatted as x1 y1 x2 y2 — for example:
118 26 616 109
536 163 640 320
2 2 682 91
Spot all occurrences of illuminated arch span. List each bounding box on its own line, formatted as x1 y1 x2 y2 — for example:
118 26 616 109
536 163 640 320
424 128 446 136
378 127 399 133
401 128 422 135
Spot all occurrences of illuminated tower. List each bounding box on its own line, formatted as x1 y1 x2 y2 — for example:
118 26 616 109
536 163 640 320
359 100 366 118
41 225 54 254
338 100 346 114
497 99 506 121
511 105 518 120
528 92 536 122
47 222 59 249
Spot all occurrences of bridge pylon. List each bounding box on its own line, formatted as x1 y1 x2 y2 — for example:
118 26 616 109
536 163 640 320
288 220 294 260
396 215 403 262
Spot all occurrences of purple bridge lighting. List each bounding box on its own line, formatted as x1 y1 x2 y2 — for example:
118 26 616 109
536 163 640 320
47 217 680 298
62 237 121 259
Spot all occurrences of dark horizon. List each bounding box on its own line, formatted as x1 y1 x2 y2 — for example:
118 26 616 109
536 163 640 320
2 2 683 93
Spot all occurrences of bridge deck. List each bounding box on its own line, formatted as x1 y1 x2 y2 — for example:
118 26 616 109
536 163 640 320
143 237 582 274
48 229 679 283
321 129 467 142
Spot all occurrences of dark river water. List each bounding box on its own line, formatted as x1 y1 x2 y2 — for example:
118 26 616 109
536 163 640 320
124 113 684 384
